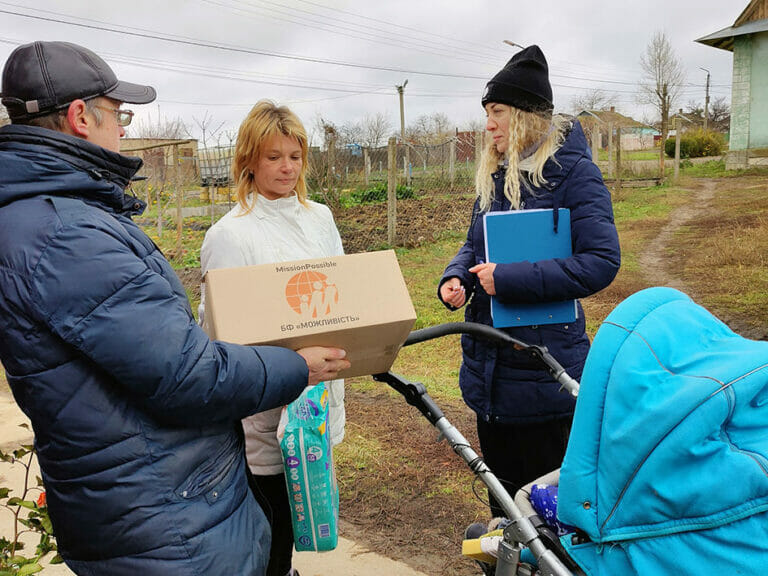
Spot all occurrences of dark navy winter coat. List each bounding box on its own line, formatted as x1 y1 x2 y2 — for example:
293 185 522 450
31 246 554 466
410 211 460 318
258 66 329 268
0 125 309 575
440 120 620 425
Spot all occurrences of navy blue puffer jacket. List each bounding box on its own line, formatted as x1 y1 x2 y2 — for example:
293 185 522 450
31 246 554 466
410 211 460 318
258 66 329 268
440 120 620 425
0 125 309 575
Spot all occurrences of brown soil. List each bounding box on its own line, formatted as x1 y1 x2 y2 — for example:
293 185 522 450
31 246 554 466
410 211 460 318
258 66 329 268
335 192 475 253
334 389 485 576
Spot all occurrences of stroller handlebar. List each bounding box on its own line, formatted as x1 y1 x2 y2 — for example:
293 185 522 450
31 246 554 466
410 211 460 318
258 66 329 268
404 322 579 396
379 321 579 575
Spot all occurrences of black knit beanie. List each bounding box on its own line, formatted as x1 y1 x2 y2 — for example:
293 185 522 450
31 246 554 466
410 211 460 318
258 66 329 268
481 45 553 112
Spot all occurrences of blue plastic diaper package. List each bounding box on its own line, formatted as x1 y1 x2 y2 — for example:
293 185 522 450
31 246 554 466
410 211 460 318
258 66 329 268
278 383 339 551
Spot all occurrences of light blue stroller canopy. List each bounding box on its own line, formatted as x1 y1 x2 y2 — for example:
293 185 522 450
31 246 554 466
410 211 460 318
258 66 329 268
558 287 768 575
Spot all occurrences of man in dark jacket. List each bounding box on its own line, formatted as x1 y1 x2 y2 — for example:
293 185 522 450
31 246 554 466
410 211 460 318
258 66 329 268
0 41 349 575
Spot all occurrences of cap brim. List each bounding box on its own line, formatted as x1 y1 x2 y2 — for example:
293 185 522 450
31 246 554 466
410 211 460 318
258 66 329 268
106 80 156 105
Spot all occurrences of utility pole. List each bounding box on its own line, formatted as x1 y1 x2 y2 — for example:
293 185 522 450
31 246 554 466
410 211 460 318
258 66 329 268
396 79 410 185
700 67 710 131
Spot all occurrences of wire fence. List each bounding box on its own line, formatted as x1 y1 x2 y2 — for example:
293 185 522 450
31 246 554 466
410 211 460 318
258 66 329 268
127 133 484 261
124 121 683 266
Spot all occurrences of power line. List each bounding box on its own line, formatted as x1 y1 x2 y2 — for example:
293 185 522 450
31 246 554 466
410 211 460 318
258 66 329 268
290 0 504 57
0 4 731 104
0 6 492 80
202 0 499 64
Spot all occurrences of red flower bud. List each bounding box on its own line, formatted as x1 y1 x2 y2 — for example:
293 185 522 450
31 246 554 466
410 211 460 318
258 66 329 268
37 492 46 508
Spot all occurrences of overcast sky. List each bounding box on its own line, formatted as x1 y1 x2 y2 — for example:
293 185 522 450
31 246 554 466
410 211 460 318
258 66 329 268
0 1 744 144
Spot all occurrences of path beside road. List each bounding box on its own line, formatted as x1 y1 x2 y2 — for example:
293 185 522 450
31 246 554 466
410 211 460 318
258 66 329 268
0 389 427 576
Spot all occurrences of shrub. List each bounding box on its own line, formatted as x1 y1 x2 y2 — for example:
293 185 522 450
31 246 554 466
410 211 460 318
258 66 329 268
349 183 415 204
665 129 726 159
1 433 61 574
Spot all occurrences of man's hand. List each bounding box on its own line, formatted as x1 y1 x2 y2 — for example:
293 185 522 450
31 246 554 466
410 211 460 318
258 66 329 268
296 347 350 385
468 262 497 295
439 277 466 308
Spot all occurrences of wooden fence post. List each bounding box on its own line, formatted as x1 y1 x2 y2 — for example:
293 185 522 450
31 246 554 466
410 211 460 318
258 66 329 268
364 148 370 186
327 132 336 204
405 145 411 186
174 145 183 262
387 137 397 245
674 109 682 181
591 125 600 164
615 126 622 191
209 181 215 226
607 122 614 177
449 139 456 190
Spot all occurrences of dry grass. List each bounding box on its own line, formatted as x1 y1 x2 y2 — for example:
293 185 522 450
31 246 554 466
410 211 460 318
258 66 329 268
581 184 688 334
668 175 768 338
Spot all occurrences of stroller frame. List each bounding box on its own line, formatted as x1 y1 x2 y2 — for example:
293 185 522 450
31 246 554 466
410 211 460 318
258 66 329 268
373 322 580 576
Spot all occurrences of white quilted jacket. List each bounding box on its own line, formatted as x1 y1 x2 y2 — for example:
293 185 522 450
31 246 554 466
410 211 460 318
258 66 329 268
199 193 346 475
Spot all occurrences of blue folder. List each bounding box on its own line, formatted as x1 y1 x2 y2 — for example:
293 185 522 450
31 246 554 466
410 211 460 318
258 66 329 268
483 208 577 327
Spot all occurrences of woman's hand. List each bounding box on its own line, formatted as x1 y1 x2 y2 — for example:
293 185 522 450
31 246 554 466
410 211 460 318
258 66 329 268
296 347 350 385
468 262 497 295
440 277 466 308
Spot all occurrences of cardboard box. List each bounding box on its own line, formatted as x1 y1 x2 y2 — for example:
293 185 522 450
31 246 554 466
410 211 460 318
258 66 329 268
203 250 416 378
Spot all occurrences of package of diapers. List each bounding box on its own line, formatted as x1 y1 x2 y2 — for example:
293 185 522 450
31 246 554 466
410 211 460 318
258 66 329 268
278 383 339 551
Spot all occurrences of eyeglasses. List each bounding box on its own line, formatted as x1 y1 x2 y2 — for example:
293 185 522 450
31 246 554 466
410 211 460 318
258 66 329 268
93 104 134 127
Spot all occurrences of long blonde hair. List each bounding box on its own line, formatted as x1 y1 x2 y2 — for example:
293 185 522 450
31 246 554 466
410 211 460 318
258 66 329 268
476 108 568 212
233 100 309 212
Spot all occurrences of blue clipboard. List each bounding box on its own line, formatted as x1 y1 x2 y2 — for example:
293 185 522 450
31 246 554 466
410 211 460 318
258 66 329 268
483 208 577 327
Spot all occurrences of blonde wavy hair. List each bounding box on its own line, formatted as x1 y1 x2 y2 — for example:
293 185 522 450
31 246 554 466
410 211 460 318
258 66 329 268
233 100 309 212
476 108 569 212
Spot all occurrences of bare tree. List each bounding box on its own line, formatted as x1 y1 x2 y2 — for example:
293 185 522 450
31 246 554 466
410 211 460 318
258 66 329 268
407 112 453 147
361 112 392 149
430 112 453 142
570 89 617 114
639 31 686 176
336 120 363 148
462 118 485 134
193 112 226 225
129 112 189 139
685 99 705 126
709 96 730 133
405 113 454 172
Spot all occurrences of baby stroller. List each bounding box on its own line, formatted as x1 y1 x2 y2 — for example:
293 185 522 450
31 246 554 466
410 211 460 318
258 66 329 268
375 287 768 575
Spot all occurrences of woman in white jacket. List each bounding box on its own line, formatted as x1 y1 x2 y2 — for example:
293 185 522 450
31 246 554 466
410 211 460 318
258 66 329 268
199 100 345 576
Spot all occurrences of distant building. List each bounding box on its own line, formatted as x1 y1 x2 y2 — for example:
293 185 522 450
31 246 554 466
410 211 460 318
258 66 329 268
120 138 199 184
697 0 768 168
577 107 657 151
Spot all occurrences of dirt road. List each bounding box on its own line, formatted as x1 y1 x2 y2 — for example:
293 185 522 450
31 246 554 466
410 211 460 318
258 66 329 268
638 180 717 289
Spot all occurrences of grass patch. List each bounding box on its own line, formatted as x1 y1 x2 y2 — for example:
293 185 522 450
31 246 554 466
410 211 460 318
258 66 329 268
143 224 206 269
598 149 660 162
667 174 768 335
680 158 727 177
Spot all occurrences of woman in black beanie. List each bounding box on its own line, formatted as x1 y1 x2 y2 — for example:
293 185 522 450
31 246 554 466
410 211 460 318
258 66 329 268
438 45 621 518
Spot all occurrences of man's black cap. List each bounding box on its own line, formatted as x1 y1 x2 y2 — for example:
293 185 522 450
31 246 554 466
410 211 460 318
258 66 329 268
481 45 553 113
1 41 156 121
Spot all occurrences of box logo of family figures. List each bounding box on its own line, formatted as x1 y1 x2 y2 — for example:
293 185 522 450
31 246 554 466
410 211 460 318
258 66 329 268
203 250 416 378
285 270 339 319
